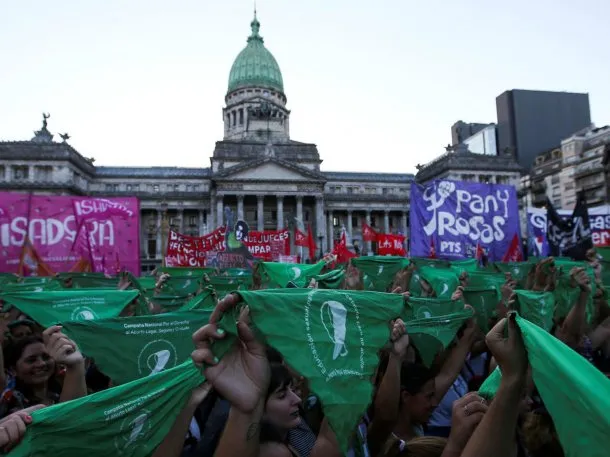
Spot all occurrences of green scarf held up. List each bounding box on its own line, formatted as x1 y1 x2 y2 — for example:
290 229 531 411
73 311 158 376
462 286 499 332
512 289 555 332
258 261 326 288
404 297 471 366
449 258 479 275
214 289 405 453
351 256 410 292
493 261 535 288
418 266 460 298
0 290 139 327
552 266 596 323
176 290 217 312
477 315 610 457
314 267 346 290
8 360 204 457
56 272 120 289
0 280 63 294
61 310 211 385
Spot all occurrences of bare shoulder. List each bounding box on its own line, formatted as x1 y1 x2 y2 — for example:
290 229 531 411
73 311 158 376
259 442 295 457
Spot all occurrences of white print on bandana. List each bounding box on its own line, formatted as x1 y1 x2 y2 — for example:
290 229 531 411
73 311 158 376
70 306 98 321
137 339 178 376
305 290 364 381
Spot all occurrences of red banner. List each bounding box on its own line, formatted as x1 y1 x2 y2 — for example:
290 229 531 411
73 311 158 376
294 228 308 247
245 230 290 261
377 234 406 256
362 222 378 242
165 228 225 267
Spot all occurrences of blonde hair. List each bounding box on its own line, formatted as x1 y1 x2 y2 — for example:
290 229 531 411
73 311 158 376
384 436 447 457
521 412 564 457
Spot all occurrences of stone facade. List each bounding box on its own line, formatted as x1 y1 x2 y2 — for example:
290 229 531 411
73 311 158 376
414 143 523 186
0 118 412 271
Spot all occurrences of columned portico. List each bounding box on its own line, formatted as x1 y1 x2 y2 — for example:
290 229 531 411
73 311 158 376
237 195 244 220
296 196 303 228
257 195 264 231
347 210 353 242
327 210 334 251
276 195 284 230
316 196 325 255
365 210 372 255
216 197 224 227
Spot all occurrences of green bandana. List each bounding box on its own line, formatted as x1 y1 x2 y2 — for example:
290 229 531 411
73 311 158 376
0 290 139 327
314 267 346 290
8 360 204 457
61 310 211 385
513 290 555 332
418 266 460 298
449 258 479 275
215 289 404 453
56 273 120 289
493 262 535 288
176 290 217 312
258 262 326 288
477 315 610 457
404 297 470 366
462 286 499 332
351 257 410 292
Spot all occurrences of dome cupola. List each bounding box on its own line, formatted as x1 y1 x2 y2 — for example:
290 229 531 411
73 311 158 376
227 14 284 94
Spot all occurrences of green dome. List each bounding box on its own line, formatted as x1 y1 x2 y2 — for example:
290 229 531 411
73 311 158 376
227 15 284 94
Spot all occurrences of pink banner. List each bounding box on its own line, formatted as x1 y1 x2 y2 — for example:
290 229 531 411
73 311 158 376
0 192 140 275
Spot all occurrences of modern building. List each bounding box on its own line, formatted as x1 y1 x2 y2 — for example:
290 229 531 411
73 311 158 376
414 143 522 186
496 89 591 170
0 14 413 271
523 125 610 210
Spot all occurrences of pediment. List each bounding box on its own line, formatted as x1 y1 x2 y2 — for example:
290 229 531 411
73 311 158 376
215 158 326 182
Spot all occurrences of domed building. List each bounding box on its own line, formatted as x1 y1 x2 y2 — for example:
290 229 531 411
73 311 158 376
0 13 413 272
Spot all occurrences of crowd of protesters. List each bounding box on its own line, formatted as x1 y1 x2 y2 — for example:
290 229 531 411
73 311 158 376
0 248 608 456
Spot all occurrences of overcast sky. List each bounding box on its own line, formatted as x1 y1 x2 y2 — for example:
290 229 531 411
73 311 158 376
1 0 608 174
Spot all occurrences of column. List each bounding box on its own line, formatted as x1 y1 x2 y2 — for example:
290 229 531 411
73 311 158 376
155 210 162 258
401 211 408 236
315 196 325 255
347 210 353 242
327 210 334 251
28 165 35 182
216 196 224 228
276 195 284 230
384 210 390 233
257 195 264 231
237 195 244 221
178 209 184 233
366 210 372 255
296 196 304 228
198 210 204 236
210 196 216 231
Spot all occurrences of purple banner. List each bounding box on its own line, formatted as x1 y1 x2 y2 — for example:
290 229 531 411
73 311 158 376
527 208 549 257
409 180 522 261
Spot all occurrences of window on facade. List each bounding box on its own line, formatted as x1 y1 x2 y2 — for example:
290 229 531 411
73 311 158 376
239 109 244 125
105 184 119 191
189 216 197 226
174 184 180 192
193 184 200 191
371 216 377 227
347 187 354 194
147 239 157 259
352 215 359 227
153 184 160 192
13 166 28 180
382 188 389 195
333 217 339 227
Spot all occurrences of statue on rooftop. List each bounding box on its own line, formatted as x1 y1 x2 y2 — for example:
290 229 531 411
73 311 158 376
42 113 50 129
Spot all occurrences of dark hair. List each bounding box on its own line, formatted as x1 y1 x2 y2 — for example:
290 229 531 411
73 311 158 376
235 221 249 238
86 364 111 393
4 335 45 369
4 335 61 404
400 362 436 395
266 346 284 365
522 411 564 457
260 363 297 444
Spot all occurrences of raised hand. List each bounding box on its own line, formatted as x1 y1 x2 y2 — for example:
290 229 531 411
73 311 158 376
570 267 591 293
451 285 464 301
0 405 45 450
485 313 528 382
192 295 270 414
445 392 488 454
390 318 409 359
43 326 83 367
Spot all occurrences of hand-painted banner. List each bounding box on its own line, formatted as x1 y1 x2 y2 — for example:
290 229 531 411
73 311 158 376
410 180 522 261
165 228 225 267
245 229 290 261
376 234 406 256
528 205 610 254
0 192 140 275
